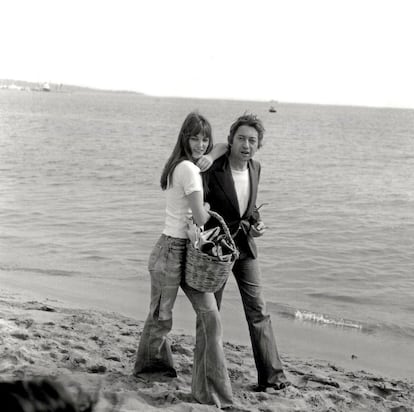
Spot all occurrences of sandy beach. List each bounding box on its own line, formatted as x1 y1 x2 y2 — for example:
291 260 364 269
1 284 413 412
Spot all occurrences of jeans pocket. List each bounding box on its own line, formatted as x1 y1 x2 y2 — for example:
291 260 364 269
166 246 185 280
148 240 164 272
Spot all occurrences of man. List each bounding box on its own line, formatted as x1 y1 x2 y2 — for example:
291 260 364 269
204 113 289 391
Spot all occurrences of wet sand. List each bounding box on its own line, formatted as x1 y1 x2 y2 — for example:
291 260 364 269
1 282 413 411
1 269 413 381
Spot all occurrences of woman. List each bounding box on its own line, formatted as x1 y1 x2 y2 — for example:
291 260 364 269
134 112 232 408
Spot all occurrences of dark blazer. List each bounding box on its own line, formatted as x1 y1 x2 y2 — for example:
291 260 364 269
204 154 261 258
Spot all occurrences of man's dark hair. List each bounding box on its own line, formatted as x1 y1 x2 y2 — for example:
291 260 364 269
227 113 265 149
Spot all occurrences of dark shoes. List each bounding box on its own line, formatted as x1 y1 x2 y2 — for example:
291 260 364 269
133 367 177 379
254 380 291 392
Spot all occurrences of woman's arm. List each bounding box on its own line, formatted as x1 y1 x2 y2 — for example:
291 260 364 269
186 191 210 226
196 143 228 172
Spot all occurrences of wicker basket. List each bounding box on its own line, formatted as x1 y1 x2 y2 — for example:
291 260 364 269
185 211 239 293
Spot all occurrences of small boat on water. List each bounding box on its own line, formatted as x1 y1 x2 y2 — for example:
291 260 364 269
42 82 51 92
269 106 277 113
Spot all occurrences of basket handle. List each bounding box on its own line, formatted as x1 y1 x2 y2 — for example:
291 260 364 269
207 210 239 258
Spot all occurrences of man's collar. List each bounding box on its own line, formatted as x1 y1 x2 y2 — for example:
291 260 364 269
220 154 256 172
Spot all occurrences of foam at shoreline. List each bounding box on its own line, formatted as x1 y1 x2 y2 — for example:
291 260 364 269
1 269 413 382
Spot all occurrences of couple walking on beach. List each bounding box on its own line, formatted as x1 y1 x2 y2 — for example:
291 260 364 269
133 111 289 408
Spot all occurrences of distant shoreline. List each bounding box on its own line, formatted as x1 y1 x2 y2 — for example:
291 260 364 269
3 78 414 110
0 78 144 95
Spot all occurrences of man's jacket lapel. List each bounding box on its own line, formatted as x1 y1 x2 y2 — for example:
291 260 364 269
213 159 240 217
242 160 259 219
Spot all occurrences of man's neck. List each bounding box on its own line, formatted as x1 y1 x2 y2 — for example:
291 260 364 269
229 156 248 171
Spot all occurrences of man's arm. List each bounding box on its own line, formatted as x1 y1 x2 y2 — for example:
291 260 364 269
250 170 267 238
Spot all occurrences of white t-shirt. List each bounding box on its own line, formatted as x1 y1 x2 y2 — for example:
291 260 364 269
231 168 250 217
163 160 203 238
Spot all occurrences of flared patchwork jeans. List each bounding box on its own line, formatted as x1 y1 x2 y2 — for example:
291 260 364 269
134 234 233 408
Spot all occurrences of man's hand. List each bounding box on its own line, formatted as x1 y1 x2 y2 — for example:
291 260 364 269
250 221 266 237
196 155 213 172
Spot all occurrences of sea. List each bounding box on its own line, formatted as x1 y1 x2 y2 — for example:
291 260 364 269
1 89 413 377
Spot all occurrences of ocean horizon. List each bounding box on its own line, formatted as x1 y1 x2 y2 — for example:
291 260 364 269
3 78 414 111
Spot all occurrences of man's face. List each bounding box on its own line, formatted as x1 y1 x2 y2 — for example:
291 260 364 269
229 125 259 162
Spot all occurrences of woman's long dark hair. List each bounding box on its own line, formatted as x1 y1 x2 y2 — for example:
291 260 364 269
160 112 213 190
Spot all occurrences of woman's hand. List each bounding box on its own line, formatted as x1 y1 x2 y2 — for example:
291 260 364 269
196 155 213 172
197 143 228 171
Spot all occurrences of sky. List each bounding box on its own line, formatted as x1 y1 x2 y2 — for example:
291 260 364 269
1 0 414 108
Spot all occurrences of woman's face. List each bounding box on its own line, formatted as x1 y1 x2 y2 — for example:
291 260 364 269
188 133 210 160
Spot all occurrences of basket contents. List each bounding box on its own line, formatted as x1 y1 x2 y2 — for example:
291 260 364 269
188 225 234 262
